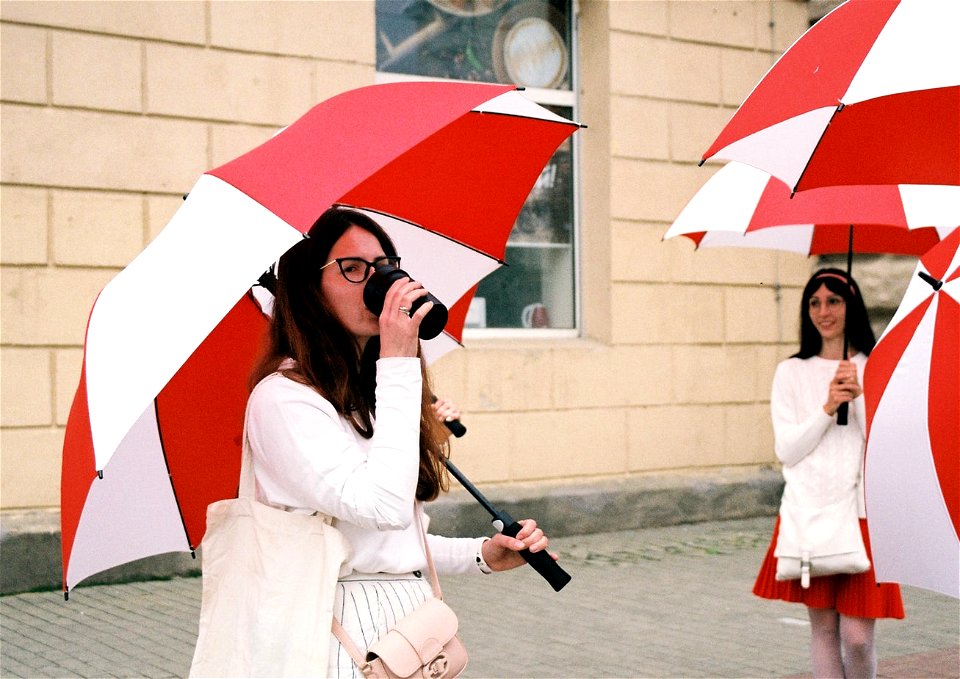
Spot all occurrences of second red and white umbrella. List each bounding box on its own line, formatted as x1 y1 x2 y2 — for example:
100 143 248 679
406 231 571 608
863 228 960 599
664 162 959 256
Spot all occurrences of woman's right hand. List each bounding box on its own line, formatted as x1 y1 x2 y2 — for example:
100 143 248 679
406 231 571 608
823 359 861 416
378 276 433 358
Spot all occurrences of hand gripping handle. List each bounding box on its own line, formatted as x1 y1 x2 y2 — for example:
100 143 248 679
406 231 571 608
495 514 572 592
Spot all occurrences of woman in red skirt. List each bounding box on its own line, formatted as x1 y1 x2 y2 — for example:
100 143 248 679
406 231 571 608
753 269 903 679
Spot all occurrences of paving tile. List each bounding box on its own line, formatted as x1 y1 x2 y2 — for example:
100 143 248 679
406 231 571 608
1 518 957 679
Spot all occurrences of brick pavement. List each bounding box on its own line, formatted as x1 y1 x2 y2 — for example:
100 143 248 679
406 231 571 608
2 517 957 678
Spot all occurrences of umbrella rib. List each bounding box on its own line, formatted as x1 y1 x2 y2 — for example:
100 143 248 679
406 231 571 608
334 203 508 266
476 108 585 129
152 398 196 556
791 104 842 195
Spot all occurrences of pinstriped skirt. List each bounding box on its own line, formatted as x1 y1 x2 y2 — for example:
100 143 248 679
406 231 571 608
753 517 904 619
327 573 435 678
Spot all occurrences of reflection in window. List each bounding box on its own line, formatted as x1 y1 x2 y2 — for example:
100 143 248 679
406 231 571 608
377 0 571 90
376 0 576 331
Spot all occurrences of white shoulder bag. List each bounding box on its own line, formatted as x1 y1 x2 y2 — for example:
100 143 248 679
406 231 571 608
189 404 350 677
774 490 869 588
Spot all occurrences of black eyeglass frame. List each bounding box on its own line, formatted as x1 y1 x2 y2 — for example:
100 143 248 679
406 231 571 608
319 256 401 283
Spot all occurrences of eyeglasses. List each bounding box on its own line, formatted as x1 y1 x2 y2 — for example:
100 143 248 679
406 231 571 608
320 256 401 283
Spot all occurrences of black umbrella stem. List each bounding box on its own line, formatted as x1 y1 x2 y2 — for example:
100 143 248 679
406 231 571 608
443 457 571 592
836 225 854 426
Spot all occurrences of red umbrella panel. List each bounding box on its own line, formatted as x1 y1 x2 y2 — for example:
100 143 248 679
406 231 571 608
702 0 960 192
61 82 581 593
863 228 959 598
664 162 959 256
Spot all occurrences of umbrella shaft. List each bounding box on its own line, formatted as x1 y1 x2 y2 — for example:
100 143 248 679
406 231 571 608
444 459 499 518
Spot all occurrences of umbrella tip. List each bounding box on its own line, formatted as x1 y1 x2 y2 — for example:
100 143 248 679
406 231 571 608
917 270 943 291
97 470 103 479
698 159 705 167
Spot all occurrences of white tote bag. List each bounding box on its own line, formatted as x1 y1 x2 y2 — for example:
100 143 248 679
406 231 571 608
774 491 869 588
189 434 349 678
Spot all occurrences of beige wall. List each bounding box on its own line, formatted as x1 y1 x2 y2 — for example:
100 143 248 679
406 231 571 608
1 0 812 509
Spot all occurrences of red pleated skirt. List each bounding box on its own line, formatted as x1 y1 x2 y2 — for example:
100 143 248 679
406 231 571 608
753 516 905 619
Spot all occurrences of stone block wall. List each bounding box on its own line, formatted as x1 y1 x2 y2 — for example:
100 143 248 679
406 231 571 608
1 0 376 508
2 1 826 511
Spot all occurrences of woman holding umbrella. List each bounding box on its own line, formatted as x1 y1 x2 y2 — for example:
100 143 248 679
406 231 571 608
244 206 556 675
753 268 904 679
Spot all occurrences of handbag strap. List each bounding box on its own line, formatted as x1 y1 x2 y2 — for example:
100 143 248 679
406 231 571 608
331 504 441 669
238 390 258 500
416 508 444 600
331 618 369 672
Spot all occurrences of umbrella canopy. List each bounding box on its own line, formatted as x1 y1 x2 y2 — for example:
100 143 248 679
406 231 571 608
664 162 960 255
61 81 580 593
702 0 960 192
863 228 960 599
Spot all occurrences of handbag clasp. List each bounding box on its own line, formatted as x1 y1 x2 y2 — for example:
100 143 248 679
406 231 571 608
427 654 449 678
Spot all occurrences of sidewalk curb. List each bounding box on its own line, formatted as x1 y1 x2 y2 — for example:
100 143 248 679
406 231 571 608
0 466 783 595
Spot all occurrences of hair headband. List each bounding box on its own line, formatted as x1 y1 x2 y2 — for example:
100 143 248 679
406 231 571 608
813 271 857 296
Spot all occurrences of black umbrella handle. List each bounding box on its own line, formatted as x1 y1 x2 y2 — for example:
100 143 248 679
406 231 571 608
444 418 467 438
444 458 571 591
493 510 572 592
836 336 850 425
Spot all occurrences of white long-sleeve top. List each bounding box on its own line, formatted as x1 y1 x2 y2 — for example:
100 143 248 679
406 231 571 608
771 353 868 517
245 357 485 576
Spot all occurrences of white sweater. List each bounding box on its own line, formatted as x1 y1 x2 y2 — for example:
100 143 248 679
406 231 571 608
771 353 868 517
245 357 485 576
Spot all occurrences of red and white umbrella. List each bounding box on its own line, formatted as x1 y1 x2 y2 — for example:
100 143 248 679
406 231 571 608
61 81 580 594
664 162 959 255
702 0 960 192
863 228 960 599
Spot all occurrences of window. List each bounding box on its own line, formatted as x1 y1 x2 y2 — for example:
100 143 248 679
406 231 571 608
375 0 578 332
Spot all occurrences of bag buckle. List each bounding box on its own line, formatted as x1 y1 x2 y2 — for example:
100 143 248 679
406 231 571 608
427 654 449 678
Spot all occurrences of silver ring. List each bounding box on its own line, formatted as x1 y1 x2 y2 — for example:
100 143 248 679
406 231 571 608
398 306 410 315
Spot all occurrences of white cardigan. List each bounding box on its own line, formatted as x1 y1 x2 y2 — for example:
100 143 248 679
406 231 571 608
245 357 485 576
771 353 868 518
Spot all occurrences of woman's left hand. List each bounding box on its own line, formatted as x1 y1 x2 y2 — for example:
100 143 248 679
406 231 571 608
431 397 461 425
481 519 558 572
824 359 862 415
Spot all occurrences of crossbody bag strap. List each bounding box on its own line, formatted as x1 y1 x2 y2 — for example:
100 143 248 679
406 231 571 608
331 618 369 671
415 504 443 600
330 503 441 665
237 387 258 501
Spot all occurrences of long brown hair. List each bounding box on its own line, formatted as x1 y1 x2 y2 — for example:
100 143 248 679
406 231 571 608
250 206 449 501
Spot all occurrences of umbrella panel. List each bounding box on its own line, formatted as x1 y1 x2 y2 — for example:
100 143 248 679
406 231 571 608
685 223 942 257
341 114 575 261
210 82 518 234
797 87 960 191
157 293 268 550
664 161 958 257
928 293 959 532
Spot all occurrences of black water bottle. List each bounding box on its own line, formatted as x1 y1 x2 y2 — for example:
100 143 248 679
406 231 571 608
363 265 448 340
